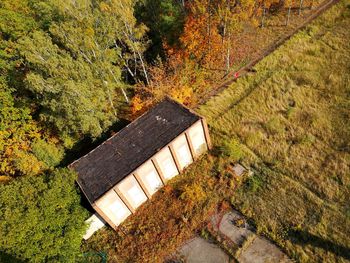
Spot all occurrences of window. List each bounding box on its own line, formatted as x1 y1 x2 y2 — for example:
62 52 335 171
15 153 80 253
95 190 131 226
188 122 207 156
127 185 146 207
161 157 178 179
178 143 192 168
110 199 129 221
145 170 162 191
154 147 179 180
135 161 163 195
116 176 147 209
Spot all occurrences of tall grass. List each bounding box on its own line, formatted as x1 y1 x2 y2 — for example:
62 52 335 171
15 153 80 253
200 0 350 261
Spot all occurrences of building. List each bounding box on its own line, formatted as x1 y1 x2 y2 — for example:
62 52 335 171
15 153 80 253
70 98 211 230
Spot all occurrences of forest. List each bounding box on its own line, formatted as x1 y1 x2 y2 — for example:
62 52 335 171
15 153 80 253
1 0 346 262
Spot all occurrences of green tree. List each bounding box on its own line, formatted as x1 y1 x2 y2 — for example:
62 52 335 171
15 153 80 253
17 30 118 140
136 0 185 60
0 168 88 262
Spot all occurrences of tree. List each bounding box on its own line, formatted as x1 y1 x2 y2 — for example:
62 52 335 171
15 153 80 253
101 0 151 86
217 0 256 72
135 0 185 60
0 168 88 262
179 0 222 65
0 2 63 178
285 0 293 25
17 30 118 140
258 0 280 27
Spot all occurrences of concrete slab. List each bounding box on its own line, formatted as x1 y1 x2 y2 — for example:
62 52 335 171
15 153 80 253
231 163 246 177
218 211 253 246
237 236 291 263
83 213 105 240
178 237 230 263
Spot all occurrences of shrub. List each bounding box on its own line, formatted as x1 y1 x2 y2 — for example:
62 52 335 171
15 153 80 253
245 174 264 192
245 131 264 148
298 133 316 145
32 139 64 167
219 139 244 161
179 183 206 205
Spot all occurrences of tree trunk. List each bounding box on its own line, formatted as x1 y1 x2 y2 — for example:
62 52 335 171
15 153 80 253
137 50 150 86
109 68 129 103
285 6 291 26
226 32 231 73
207 0 212 61
105 81 118 117
261 7 266 28
299 0 304 15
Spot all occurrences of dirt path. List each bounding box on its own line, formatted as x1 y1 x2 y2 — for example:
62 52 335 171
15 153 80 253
196 0 340 108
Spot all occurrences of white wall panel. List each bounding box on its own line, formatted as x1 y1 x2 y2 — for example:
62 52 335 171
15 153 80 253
116 175 148 209
95 190 131 226
154 147 179 180
188 121 207 156
135 161 163 195
171 134 193 170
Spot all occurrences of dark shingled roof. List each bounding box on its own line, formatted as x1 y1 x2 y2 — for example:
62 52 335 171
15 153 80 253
70 98 201 203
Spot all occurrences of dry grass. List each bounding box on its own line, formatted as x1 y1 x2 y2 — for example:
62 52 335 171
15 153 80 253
200 1 350 261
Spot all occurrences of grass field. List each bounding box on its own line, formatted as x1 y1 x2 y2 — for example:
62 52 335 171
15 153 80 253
83 1 350 262
200 0 350 261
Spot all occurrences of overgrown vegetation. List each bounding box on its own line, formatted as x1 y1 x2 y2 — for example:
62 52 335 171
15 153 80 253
84 1 350 261
200 1 350 261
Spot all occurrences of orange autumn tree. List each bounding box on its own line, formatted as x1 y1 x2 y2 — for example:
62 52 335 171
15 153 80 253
179 0 223 65
130 0 262 116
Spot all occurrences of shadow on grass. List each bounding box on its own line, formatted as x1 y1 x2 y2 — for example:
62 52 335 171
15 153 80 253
0 251 25 263
288 229 350 260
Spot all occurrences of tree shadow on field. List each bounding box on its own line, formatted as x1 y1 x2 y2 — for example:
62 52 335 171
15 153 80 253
287 229 350 260
0 251 26 263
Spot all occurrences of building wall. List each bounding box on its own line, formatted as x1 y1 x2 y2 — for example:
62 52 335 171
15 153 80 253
93 118 210 230
171 133 193 170
134 160 163 196
115 175 148 210
94 189 131 227
153 146 179 181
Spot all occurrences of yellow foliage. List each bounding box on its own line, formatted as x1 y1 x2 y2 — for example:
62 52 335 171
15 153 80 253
14 151 44 176
0 176 12 183
180 183 207 205
131 95 145 115
170 85 193 104
99 2 111 12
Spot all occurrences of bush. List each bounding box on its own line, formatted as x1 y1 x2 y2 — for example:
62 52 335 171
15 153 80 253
298 133 316 145
245 131 263 148
32 139 64 167
179 183 206 205
245 174 264 192
219 139 244 161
